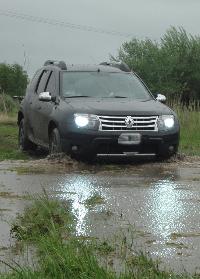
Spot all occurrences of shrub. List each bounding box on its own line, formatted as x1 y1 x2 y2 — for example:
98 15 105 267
0 94 18 113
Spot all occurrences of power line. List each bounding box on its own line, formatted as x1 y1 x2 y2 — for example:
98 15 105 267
0 9 132 38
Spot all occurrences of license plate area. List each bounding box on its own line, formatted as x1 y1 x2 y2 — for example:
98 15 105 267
118 133 141 145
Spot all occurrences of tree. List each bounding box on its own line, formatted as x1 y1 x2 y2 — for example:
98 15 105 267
116 26 200 101
0 63 28 97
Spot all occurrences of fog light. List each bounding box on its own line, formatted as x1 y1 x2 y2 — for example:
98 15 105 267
169 146 174 152
72 145 78 151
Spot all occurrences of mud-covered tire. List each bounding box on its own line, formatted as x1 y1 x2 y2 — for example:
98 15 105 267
49 128 62 154
18 119 37 151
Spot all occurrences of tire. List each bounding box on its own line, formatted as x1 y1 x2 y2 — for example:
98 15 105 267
18 119 37 151
49 128 62 154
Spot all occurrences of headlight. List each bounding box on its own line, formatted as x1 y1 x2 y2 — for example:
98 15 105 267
74 115 89 127
74 113 99 130
158 115 175 130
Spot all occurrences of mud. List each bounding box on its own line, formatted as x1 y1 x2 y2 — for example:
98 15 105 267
0 156 200 273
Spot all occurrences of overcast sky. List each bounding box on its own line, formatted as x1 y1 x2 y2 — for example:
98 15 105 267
0 0 199 77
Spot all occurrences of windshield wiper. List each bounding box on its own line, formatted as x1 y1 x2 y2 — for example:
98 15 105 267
64 95 90 98
106 96 127 98
113 96 127 98
140 98 152 102
65 95 128 98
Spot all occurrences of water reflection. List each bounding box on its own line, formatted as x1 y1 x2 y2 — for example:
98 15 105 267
53 171 196 243
148 178 190 239
57 175 107 235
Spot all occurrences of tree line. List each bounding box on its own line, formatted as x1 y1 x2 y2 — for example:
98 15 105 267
1 27 200 105
116 26 200 104
0 63 28 97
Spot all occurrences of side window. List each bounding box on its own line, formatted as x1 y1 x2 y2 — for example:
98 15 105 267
36 70 50 94
45 72 57 96
27 70 42 95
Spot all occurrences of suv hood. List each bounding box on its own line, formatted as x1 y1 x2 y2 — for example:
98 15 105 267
65 98 172 116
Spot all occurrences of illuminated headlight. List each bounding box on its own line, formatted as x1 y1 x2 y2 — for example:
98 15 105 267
74 113 99 130
74 114 89 127
158 115 175 130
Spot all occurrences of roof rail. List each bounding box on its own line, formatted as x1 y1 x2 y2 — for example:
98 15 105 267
99 61 131 72
44 60 67 70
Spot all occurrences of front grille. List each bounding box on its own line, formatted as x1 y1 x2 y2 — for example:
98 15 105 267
98 115 158 131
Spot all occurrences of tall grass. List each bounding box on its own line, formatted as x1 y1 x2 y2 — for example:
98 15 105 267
0 94 19 114
0 113 17 125
168 100 200 155
0 113 28 160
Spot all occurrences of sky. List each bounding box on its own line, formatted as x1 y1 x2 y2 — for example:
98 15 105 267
0 0 199 77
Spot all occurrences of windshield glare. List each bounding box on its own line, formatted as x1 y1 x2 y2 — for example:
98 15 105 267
62 72 152 100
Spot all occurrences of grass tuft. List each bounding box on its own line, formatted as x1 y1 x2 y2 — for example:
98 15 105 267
84 193 105 208
11 191 75 241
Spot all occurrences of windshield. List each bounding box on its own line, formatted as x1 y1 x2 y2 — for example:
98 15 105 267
61 72 152 100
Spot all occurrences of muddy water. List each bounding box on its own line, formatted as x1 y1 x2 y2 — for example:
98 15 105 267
0 159 200 273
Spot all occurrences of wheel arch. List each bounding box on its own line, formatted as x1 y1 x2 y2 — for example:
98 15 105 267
18 111 24 126
48 120 58 138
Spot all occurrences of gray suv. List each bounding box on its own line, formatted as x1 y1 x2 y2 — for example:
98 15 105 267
18 60 180 160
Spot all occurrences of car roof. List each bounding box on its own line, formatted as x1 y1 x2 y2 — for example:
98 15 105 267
44 64 124 73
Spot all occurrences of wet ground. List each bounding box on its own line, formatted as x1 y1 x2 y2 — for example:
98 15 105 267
0 156 200 273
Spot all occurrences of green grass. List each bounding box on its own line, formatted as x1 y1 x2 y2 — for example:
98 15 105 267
84 193 105 208
1 193 200 279
177 108 200 155
0 114 28 160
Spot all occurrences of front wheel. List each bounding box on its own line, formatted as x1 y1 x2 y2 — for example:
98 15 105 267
18 119 37 151
49 128 62 154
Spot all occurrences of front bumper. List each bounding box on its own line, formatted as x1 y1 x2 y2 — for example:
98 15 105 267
60 130 180 157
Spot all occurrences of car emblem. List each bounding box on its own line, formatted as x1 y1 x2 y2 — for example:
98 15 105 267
125 116 135 128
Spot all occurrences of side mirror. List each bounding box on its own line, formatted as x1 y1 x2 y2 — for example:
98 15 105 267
39 92 52 102
156 94 166 103
13 96 24 101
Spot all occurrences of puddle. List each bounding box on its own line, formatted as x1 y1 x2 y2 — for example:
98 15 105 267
0 158 200 273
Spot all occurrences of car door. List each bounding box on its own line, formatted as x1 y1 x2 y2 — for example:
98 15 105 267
38 71 58 144
30 69 51 144
25 69 43 141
